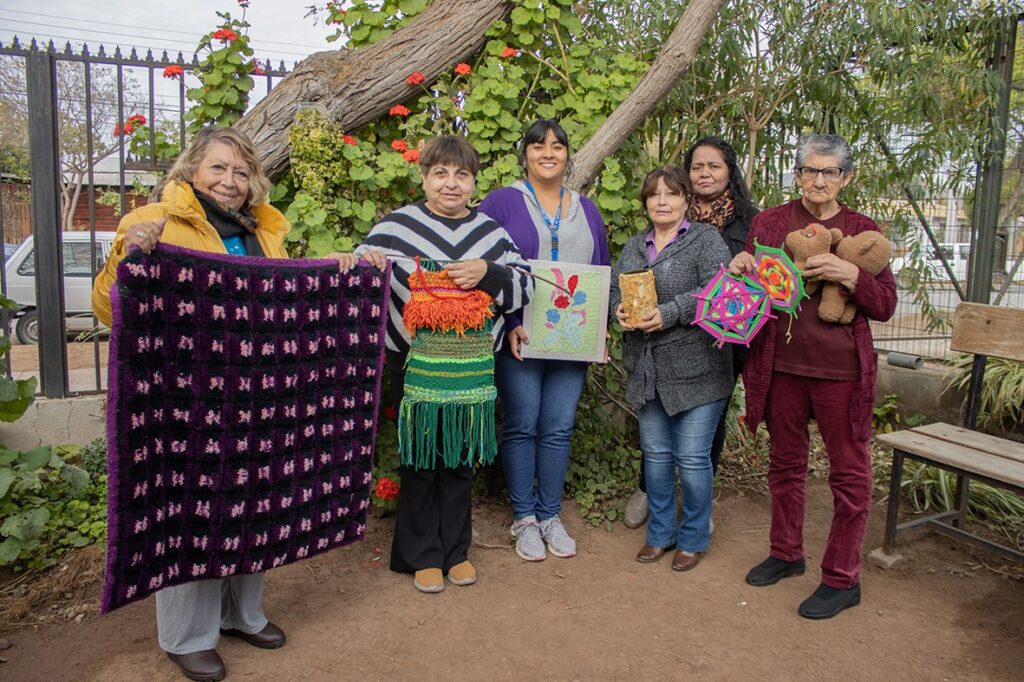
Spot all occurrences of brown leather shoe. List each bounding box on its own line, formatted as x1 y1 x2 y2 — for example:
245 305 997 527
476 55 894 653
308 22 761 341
165 650 225 681
672 550 702 572
636 544 671 563
219 621 286 649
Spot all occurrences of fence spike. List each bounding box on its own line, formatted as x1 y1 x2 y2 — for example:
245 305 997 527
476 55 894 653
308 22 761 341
161 50 170 62
145 49 155 62
82 42 91 56
98 44 107 57
46 40 56 53
129 47 139 60
64 41 74 55
113 45 123 59
10 36 20 49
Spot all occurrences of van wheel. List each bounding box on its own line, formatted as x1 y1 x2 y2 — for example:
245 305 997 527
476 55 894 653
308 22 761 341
15 310 38 345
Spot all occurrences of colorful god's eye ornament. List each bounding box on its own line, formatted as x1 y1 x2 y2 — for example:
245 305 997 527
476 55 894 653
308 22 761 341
692 266 775 347
752 241 805 315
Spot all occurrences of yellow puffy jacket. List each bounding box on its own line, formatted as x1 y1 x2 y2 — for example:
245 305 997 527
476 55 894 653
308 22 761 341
91 181 291 326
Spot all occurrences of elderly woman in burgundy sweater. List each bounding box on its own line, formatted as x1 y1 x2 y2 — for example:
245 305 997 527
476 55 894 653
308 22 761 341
729 134 896 620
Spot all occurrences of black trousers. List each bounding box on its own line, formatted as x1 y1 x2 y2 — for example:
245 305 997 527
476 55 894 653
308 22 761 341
387 353 473 573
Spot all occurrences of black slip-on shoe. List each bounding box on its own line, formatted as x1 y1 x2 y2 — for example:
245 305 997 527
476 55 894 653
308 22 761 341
798 582 862 619
745 556 806 586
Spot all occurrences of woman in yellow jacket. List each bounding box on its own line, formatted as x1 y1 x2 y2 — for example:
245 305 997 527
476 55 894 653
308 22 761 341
92 126 300 682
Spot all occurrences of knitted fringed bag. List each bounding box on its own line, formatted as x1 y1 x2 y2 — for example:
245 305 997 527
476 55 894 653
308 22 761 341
399 258 497 470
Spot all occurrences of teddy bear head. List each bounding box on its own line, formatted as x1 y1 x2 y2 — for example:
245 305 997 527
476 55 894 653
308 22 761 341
784 223 842 270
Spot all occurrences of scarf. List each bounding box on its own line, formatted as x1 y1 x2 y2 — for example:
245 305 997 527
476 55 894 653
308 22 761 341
687 189 736 231
398 258 497 470
192 186 265 257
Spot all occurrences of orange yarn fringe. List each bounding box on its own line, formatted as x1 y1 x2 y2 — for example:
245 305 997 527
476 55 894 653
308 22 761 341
403 269 494 336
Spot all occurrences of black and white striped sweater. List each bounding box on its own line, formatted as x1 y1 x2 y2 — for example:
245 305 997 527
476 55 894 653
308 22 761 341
355 201 533 355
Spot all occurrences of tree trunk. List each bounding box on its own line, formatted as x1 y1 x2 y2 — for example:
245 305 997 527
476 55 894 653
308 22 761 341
566 0 728 192
236 0 511 182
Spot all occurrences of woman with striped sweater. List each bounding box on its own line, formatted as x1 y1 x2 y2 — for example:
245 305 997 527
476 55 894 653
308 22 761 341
343 136 532 593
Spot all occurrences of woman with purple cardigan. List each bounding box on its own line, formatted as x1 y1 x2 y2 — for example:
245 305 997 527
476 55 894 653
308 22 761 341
479 120 610 562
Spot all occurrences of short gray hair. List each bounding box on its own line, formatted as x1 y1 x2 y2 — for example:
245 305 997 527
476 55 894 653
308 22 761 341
795 134 853 174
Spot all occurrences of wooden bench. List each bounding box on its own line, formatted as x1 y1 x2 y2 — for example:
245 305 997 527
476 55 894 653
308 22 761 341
876 302 1024 561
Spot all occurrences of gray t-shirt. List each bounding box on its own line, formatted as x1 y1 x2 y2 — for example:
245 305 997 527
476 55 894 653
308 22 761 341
514 180 594 264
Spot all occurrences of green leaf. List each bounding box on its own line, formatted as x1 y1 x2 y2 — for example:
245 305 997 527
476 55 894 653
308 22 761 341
398 0 428 13
0 468 13 499
19 447 52 472
60 464 90 494
1 507 50 541
0 537 24 564
510 6 533 25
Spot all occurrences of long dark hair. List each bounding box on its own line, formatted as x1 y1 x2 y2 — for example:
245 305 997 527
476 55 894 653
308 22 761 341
682 136 754 216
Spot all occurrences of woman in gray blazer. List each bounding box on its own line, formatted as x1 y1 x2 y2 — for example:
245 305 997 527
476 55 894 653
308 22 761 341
610 166 733 572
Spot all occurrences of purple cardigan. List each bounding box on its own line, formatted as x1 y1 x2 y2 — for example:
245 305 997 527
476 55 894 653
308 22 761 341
479 185 611 336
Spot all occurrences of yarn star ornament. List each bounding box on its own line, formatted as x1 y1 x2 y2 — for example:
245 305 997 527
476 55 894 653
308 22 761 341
692 267 776 347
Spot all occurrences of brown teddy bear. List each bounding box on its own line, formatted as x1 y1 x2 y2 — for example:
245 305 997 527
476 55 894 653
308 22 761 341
819 231 893 324
783 223 842 296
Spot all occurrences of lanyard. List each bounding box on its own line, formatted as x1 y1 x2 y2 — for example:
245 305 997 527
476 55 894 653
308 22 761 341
524 180 565 261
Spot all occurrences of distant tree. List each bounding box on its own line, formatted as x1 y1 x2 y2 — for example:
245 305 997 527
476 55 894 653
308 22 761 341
0 56 146 229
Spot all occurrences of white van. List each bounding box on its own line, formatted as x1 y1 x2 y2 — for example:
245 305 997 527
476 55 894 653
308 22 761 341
4 232 115 344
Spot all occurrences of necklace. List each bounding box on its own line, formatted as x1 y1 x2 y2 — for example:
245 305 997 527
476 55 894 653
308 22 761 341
524 179 565 262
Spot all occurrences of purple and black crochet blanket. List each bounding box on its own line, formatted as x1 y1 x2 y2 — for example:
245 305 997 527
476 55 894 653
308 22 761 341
101 244 390 613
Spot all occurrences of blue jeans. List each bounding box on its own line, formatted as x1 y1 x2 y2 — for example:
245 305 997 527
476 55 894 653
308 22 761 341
495 350 589 521
638 396 728 553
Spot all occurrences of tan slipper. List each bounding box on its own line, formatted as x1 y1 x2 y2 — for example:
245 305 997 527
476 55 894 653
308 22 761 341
413 568 444 593
447 560 477 586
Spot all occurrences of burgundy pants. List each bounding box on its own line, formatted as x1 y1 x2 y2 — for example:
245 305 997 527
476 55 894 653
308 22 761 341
764 371 872 588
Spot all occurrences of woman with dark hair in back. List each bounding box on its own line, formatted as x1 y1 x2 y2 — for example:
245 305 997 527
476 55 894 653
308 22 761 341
479 120 611 562
623 137 758 531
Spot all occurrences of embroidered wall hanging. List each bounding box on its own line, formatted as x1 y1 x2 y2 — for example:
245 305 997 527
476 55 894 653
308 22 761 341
101 245 390 613
520 260 611 363
398 259 497 470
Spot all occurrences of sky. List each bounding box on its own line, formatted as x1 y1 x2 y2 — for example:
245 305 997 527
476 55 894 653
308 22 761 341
0 1 339 67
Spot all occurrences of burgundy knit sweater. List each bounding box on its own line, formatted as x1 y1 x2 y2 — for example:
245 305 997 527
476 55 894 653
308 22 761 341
742 200 897 440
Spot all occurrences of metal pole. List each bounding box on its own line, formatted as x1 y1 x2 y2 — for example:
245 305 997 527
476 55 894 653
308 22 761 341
26 50 69 398
967 15 1016 304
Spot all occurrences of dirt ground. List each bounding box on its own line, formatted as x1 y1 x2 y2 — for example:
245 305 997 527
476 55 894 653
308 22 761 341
3 481 1023 681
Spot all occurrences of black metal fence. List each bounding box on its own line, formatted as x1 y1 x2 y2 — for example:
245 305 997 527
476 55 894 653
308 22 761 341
870 17 1022 360
0 21 1020 399
0 38 290 398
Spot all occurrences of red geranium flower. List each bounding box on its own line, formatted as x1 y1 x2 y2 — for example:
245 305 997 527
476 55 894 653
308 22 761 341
112 124 122 137
162 64 185 79
250 61 266 76
500 47 520 59
403 149 420 163
389 104 410 117
390 139 409 153
212 28 238 42
127 114 146 125
454 63 471 76
405 71 425 86
342 135 357 146
553 295 571 309
374 477 400 501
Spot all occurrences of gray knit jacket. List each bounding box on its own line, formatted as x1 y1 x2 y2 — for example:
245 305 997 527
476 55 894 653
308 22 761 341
610 221 734 416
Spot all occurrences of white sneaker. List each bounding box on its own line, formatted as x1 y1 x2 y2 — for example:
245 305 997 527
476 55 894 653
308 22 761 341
538 515 576 558
511 516 546 561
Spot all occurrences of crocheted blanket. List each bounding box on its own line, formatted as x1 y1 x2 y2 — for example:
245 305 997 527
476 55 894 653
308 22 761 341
101 245 390 613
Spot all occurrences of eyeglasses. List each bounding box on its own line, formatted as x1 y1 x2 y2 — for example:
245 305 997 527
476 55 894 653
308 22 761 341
796 166 845 181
